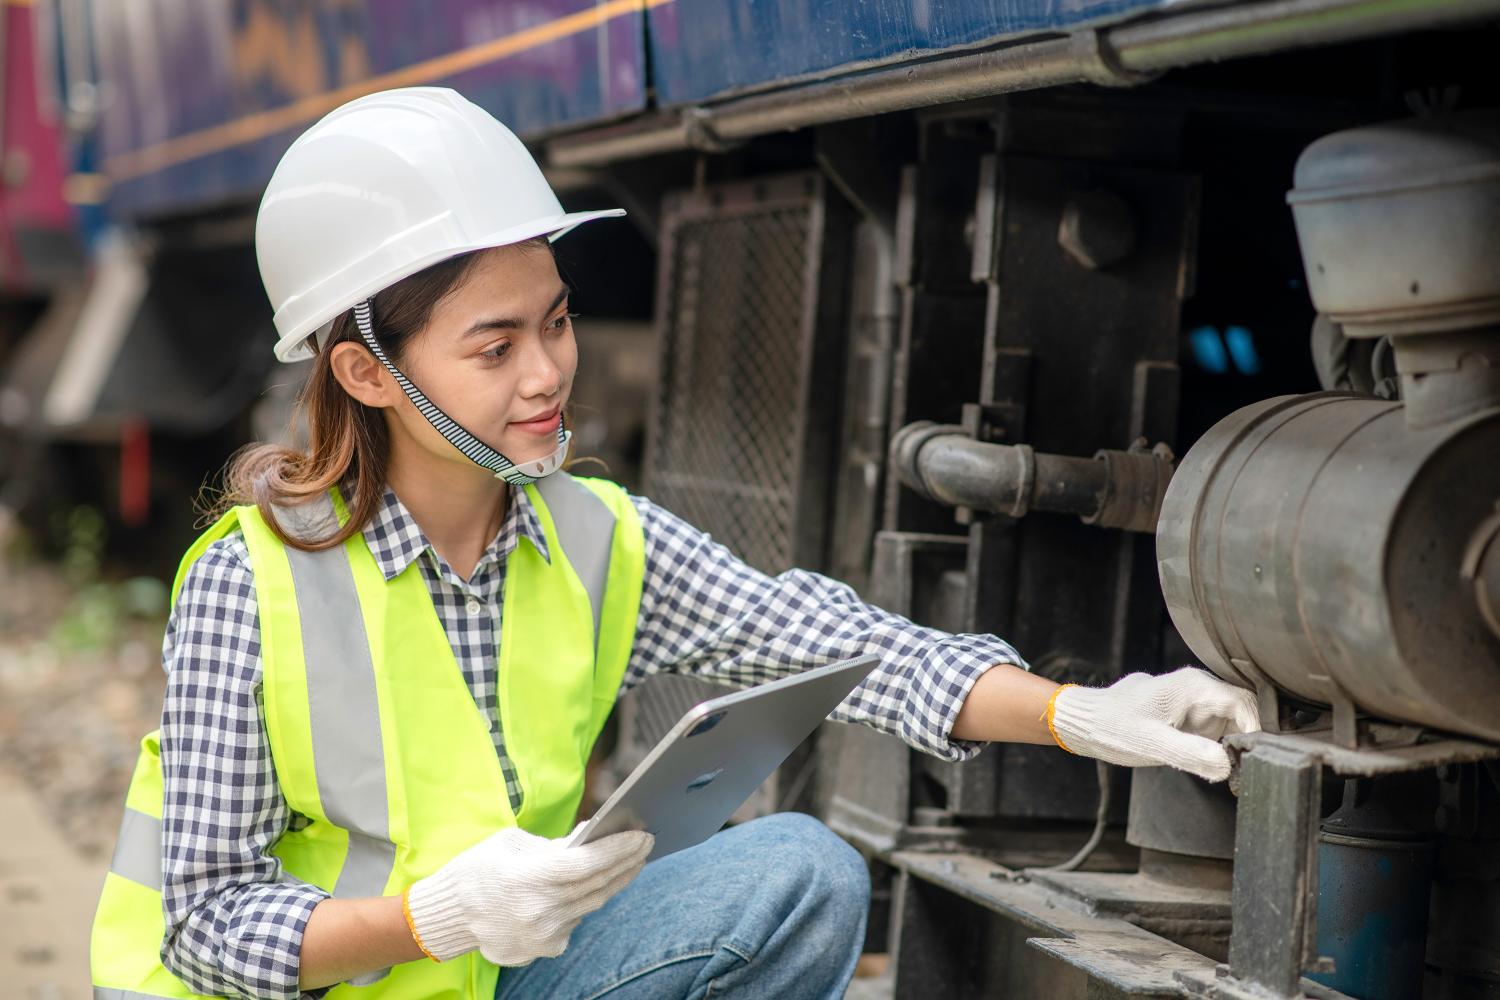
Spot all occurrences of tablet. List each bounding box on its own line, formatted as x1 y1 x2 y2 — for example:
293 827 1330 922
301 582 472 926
566 654 879 862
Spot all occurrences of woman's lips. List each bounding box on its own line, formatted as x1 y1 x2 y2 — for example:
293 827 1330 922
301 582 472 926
510 405 561 435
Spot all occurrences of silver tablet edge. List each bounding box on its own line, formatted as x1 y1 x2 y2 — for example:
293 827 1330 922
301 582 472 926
566 653 879 848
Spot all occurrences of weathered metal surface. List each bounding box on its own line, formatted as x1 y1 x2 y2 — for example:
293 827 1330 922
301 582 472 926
825 215 900 597
620 171 853 824
1159 393 1500 742
69 0 648 219
1288 111 1500 338
890 423 1109 518
1464 503 1500 640
1172 964 1356 1000
551 0 1500 168
1057 189 1138 271
1226 729 1500 780
1126 767 1237 863
889 424 1176 534
888 849 1239 999
1386 326 1500 430
644 171 850 576
1027 866 1231 961
968 140 1194 708
847 110 1196 848
1227 745 1323 998
1310 790 1436 999
1084 441 1175 534
882 142 992 541
643 0 1177 106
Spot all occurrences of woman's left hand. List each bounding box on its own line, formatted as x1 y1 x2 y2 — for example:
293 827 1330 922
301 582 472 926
1046 666 1262 782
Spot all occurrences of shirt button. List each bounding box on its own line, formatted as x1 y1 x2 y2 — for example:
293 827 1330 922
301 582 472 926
465 596 482 615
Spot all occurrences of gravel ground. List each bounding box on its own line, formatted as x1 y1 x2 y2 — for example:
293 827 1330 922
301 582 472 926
0 551 166 860
0 513 169 993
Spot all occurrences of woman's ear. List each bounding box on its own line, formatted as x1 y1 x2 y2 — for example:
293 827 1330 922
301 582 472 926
329 341 399 409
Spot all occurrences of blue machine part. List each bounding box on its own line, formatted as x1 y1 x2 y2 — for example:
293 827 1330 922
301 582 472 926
90 0 648 219
646 0 1179 104
1311 832 1435 1000
1189 326 1230 374
1222 325 1262 375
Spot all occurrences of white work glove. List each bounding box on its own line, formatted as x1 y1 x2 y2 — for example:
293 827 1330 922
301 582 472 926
404 824 654 967
1046 666 1261 782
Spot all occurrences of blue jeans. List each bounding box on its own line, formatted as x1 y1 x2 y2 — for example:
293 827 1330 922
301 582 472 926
495 812 871 1000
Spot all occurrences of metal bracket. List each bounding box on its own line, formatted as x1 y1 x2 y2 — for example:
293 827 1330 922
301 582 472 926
1326 679 1363 750
1068 28 1161 88
1225 744 1326 998
1206 730 1500 997
1230 656 1287 735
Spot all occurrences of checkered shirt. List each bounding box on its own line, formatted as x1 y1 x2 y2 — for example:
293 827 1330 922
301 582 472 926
157 483 1025 997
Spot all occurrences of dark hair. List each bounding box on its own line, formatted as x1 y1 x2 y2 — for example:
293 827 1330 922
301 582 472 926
208 239 550 551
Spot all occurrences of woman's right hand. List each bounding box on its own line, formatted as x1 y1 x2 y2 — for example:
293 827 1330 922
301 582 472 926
404 825 655 966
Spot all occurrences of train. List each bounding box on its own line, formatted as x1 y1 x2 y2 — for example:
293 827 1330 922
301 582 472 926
2 1 1499 997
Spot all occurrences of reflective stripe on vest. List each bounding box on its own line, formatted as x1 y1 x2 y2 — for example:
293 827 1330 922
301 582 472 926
534 474 616 651
95 988 177 999
278 495 397 905
109 808 162 892
277 495 397 987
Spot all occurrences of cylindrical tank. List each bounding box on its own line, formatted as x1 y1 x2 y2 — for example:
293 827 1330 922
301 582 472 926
1310 773 1438 1000
1287 110 1500 339
1127 766 1236 862
1157 392 1500 742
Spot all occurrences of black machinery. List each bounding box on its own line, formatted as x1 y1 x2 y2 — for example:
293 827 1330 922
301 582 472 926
615 101 1500 999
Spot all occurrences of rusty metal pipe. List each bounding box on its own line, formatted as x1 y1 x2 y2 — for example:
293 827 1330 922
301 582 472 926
891 422 1106 519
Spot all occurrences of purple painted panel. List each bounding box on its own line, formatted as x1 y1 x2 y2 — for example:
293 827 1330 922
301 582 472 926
0 4 76 289
95 0 647 220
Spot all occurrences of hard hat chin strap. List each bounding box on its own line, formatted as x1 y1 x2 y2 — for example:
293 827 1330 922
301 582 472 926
353 299 570 486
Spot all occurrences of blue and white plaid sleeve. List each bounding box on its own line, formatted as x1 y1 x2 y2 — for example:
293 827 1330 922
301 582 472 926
623 495 1028 762
159 535 329 999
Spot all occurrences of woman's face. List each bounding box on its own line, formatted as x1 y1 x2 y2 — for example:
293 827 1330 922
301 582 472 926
392 243 577 473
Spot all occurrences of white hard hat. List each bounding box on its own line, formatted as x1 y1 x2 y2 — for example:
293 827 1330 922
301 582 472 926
256 86 623 363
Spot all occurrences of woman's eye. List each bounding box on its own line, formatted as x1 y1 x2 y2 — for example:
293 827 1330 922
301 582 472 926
551 311 578 330
482 342 512 361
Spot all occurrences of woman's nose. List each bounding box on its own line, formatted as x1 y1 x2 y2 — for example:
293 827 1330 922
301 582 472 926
517 340 563 397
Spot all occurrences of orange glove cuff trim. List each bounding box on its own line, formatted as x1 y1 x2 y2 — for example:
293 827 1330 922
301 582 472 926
1044 684 1078 754
402 886 440 962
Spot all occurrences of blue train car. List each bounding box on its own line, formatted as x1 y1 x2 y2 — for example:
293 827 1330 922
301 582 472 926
88 0 651 219
41 0 1219 222
38 0 1490 225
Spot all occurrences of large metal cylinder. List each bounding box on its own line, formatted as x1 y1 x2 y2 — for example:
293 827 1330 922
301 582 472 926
1157 392 1500 742
1310 773 1438 1000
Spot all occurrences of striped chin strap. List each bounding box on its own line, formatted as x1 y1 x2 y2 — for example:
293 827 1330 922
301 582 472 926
353 298 570 486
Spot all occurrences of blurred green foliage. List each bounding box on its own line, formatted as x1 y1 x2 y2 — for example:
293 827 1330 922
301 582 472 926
44 505 169 652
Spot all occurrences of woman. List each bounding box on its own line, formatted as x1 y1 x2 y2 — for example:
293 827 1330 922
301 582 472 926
91 87 1259 1000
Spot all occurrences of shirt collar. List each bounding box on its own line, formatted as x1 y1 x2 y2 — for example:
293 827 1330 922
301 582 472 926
361 484 551 582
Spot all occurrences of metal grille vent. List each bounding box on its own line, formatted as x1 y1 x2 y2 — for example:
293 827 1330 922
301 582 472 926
646 174 836 576
605 174 849 820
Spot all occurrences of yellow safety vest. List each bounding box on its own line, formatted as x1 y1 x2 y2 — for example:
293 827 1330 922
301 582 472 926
90 473 645 999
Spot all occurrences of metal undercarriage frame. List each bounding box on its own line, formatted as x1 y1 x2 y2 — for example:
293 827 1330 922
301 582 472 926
852 729 1500 1000
623 99 1500 999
